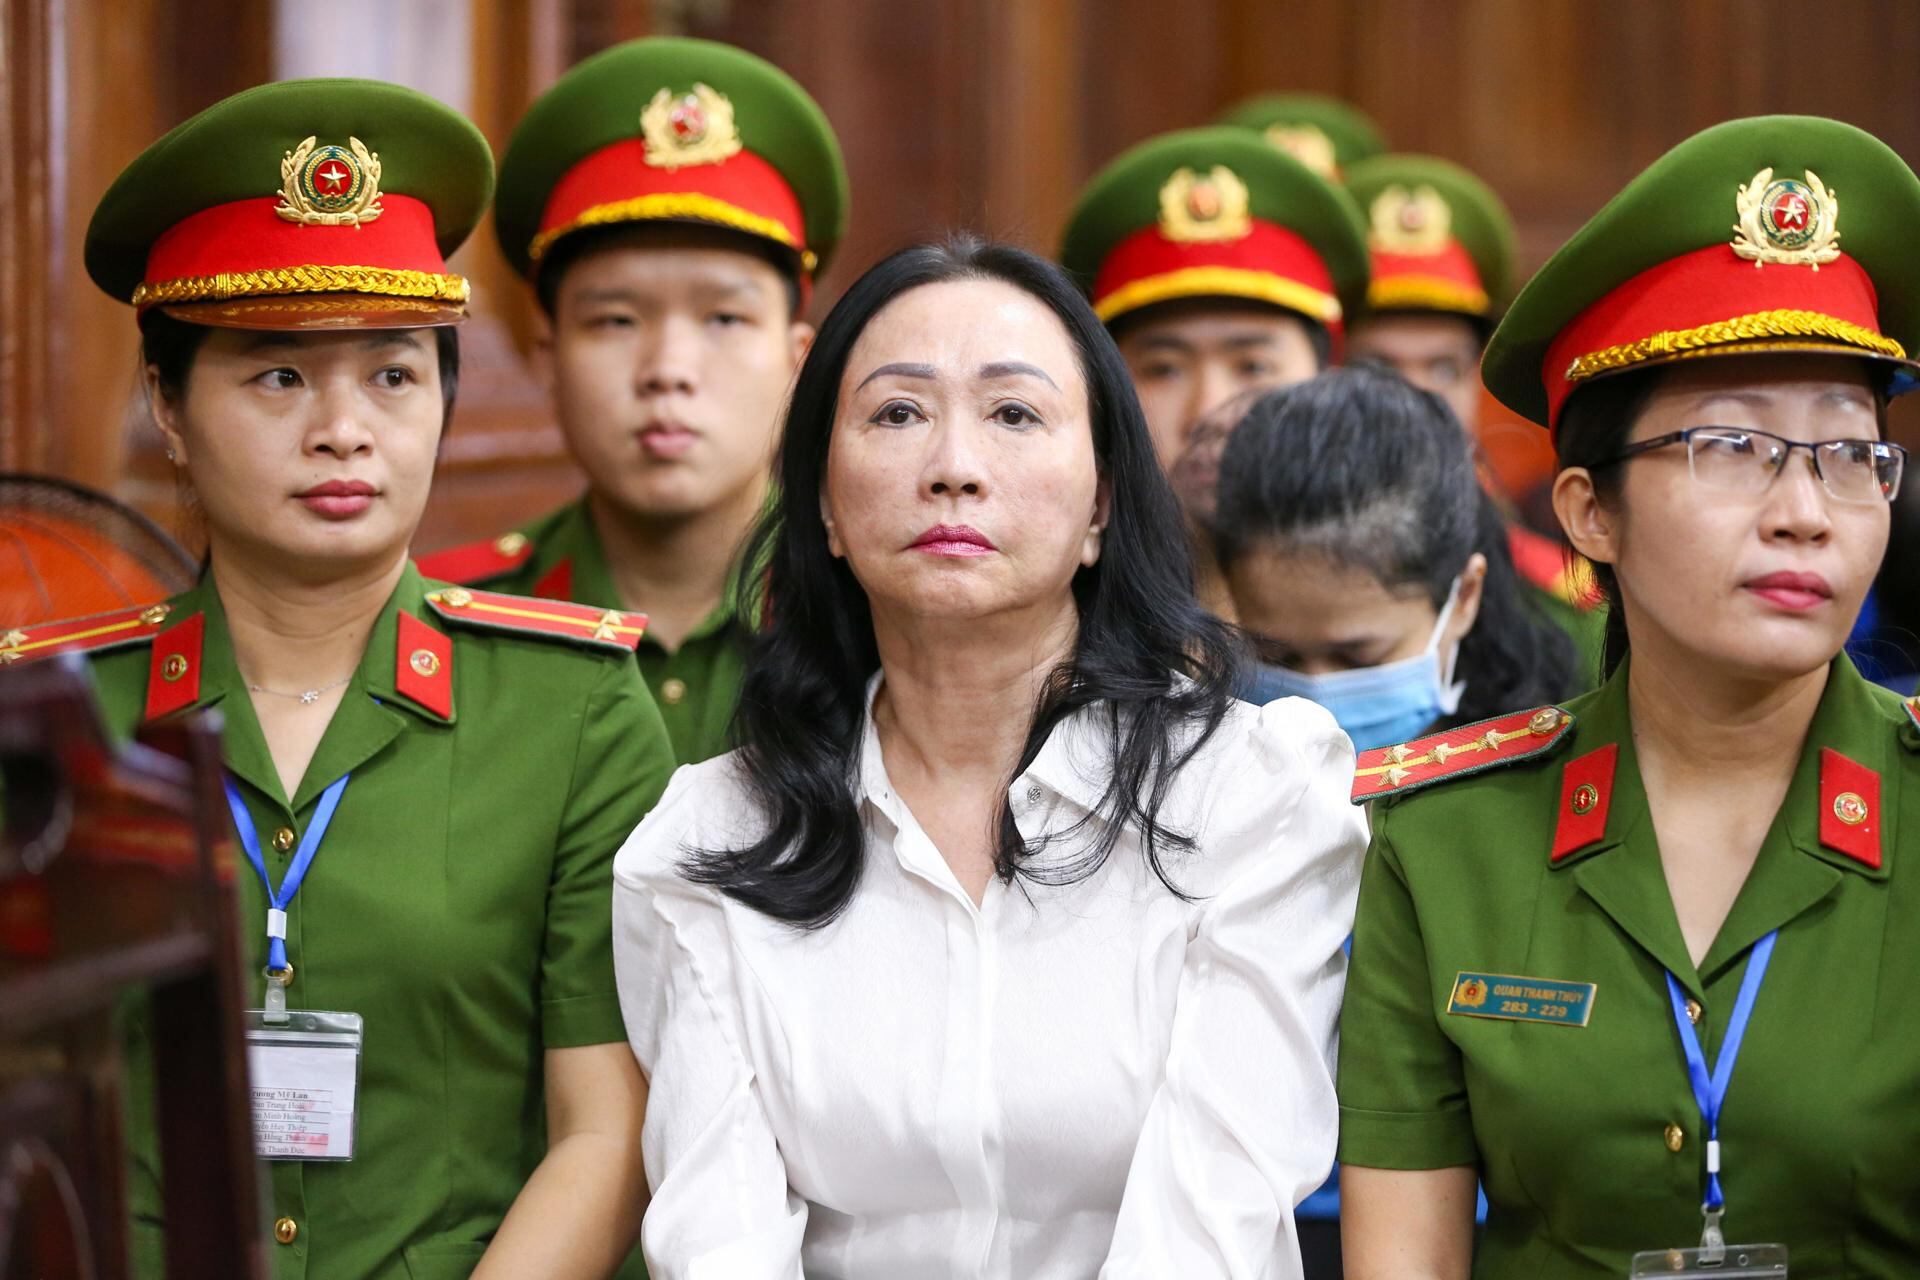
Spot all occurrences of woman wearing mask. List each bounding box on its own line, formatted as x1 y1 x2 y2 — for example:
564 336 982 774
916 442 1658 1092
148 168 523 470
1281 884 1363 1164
1215 365 1579 752
613 237 1367 1278
1338 116 1920 1277
11 81 673 1278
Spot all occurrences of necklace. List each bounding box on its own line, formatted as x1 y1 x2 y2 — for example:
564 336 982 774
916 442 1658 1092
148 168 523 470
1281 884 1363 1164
246 673 354 705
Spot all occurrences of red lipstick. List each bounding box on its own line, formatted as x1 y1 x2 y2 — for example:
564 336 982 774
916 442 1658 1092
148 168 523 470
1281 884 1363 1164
1743 570 1833 612
911 523 997 557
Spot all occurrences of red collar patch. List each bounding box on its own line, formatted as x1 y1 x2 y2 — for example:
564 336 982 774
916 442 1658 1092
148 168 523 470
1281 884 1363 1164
144 612 206 721
1551 743 1618 862
1818 747 1881 870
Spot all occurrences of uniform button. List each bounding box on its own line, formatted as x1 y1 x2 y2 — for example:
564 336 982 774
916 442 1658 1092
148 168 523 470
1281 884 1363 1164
272 827 296 853
1685 999 1704 1025
274 1216 298 1245
660 678 687 706
1664 1123 1685 1152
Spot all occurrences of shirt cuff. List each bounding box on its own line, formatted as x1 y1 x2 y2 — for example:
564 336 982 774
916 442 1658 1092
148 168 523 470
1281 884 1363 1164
1336 1103 1479 1169
542 990 628 1049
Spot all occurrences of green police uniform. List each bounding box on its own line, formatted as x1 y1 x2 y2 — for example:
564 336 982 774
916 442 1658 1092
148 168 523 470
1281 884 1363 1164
1339 661 1920 1274
1338 114 1920 1275
416 500 748 764
67 76 677 1277
417 38 848 767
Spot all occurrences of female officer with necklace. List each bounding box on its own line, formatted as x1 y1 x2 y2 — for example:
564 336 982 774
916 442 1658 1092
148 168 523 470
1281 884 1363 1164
9 80 674 1278
1337 116 1920 1276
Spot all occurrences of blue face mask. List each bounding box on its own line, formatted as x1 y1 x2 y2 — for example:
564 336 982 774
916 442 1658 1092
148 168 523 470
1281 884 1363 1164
1243 580 1467 752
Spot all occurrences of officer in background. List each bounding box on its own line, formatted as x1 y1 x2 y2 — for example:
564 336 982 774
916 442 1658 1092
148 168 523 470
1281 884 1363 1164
1216 92 1387 182
419 38 848 764
1059 126 1368 617
1342 152 1604 672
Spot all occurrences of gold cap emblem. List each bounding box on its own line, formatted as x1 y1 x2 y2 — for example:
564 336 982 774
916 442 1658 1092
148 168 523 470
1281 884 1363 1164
1732 167 1840 269
1158 166 1252 244
1263 123 1337 179
1369 184 1452 254
641 84 743 170
276 136 385 228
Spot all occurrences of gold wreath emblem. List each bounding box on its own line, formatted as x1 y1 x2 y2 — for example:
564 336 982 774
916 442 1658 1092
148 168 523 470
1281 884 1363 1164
1369 183 1452 254
1453 976 1488 1010
1264 122 1338 179
275 136 384 228
1158 165 1252 244
1731 167 1840 269
641 83 743 170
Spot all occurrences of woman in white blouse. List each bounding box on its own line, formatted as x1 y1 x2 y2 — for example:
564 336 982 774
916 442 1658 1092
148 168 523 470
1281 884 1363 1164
612 236 1367 1279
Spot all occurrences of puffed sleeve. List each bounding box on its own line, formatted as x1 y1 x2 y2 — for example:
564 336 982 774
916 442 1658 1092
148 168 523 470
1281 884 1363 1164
542 653 675 1048
613 764 807 1280
1334 802 1478 1168
1100 696 1367 1279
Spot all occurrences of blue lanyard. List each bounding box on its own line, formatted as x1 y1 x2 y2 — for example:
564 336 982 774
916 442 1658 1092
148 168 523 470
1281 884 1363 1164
223 773 350 973
1664 929 1777 1216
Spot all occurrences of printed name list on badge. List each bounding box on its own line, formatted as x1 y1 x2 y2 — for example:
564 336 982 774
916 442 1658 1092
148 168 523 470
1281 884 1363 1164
244 1010 365 1161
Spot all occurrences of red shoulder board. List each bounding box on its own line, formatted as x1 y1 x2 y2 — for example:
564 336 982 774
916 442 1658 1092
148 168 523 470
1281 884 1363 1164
1506 526 1601 610
0 601 175 666
1352 706 1575 804
415 531 536 586
1906 696 1920 737
423 587 647 654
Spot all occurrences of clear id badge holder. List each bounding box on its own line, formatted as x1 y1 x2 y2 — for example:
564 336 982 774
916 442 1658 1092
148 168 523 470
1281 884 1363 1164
1630 1231 1787 1277
243 975 364 1162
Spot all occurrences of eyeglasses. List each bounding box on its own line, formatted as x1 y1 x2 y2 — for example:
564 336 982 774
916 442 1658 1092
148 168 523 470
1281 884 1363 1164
1605 427 1907 505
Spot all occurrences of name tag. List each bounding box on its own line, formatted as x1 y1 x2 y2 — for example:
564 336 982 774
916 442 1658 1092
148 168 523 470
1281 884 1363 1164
1446 971 1596 1027
244 1009 364 1161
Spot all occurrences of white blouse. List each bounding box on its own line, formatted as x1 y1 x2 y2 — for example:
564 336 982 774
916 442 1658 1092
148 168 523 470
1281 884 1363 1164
612 684 1366 1280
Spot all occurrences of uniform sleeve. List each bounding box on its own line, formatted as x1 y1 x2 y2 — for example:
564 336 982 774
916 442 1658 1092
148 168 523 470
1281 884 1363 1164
1335 803 1478 1168
613 767 807 1280
1101 697 1367 1279
541 653 675 1048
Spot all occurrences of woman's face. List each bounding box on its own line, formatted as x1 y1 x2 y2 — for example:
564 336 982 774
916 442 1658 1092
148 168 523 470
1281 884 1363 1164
149 328 445 579
823 278 1106 627
1227 544 1484 674
1558 355 1890 683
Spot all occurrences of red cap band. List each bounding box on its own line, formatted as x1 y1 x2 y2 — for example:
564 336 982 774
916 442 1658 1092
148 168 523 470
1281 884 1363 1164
1369 242 1488 314
142 195 447 295
1091 221 1341 328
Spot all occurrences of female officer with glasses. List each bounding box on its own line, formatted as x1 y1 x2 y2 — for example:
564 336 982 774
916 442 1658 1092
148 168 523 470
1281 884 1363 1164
1335 116 1920 1278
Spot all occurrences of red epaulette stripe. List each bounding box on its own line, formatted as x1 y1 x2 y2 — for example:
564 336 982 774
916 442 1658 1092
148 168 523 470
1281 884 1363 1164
424 587 648 652
1352 705 1573 804
0 602 175 666
415 532 536 586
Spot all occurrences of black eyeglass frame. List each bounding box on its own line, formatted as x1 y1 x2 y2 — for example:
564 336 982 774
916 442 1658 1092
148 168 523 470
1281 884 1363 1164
1602 427 1908 504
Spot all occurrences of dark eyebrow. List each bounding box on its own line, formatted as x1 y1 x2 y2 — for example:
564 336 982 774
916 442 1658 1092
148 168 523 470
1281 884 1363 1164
856 362 938 390
978 361 1059 389
364 332 424 353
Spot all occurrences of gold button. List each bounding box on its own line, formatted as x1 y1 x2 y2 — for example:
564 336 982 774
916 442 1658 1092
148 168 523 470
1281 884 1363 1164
140 603 171 625
271 827 296 853
1685 999 1703 1026
493 531 529 557
1664 1123 1685 1152
274 1216 298 1245
660 678 687 706
439 587 473 608
1528 707 1563 735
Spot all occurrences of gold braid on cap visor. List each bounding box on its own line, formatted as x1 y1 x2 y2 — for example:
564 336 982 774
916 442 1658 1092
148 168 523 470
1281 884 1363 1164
527 192 818 272
131 264 470 307
1564 308 1905 382
1368 275 1490 317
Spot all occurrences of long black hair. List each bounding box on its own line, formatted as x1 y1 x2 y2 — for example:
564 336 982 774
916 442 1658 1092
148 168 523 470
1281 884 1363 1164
1212 363 1578 724
688 234 1241 928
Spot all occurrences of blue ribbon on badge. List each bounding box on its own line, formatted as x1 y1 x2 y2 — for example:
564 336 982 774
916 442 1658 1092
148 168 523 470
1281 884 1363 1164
224 773 350 973
1664 930 1777 1216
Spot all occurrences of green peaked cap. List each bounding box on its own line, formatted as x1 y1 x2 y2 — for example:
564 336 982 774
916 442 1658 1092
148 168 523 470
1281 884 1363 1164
494 37 848 280
87 78 492 312
1346 152 1517 314
1061 126 1369 328
1484 114 1920 429
1216 93 1387 178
